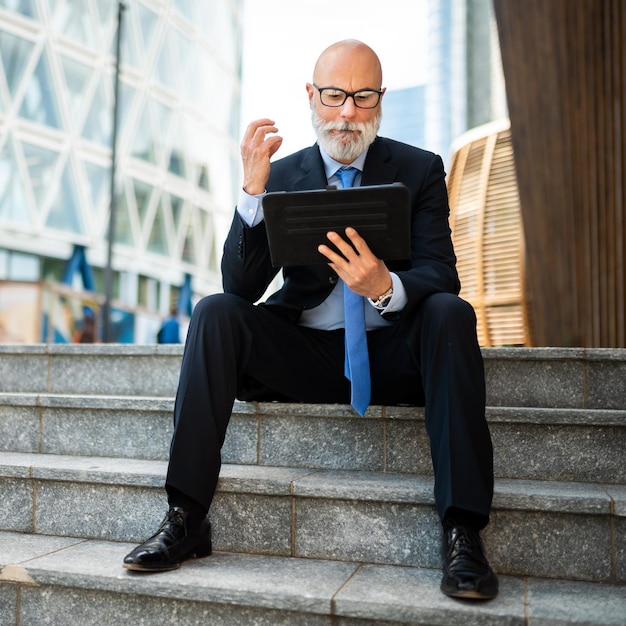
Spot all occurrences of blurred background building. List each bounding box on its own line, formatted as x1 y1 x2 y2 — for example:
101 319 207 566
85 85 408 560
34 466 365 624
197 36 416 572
424 0 507 164
0 0 243 342
1 0 623 348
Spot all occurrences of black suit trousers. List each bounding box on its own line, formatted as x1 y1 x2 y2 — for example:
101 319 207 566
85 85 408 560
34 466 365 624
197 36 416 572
165 292 493 524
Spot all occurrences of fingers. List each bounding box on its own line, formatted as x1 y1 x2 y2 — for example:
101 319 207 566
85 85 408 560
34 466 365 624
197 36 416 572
241 119 283 195
318 229 371 283
242 119 283 157
323 228 370 263
318 228 391 298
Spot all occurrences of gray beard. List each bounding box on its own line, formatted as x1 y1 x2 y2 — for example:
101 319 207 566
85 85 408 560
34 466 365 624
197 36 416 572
312 109 381 162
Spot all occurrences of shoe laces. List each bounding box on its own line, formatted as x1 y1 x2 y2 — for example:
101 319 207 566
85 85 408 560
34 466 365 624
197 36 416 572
445 526 487 576
155 507 187 540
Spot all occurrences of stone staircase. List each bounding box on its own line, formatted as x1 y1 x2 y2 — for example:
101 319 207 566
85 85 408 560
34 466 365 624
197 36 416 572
0 343 624 625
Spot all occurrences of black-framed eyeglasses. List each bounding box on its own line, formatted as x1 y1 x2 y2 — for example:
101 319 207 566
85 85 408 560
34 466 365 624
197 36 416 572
313 84 383 109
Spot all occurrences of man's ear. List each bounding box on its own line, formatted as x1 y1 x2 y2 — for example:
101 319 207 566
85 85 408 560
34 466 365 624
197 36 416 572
305 83 315 109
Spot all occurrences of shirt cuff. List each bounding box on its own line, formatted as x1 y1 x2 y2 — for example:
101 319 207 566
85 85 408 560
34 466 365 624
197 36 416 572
368 273 408 312
236 188 266 227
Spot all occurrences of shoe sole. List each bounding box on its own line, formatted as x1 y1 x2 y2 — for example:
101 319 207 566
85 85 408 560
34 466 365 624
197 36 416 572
123 561 181 572
440 585 498 601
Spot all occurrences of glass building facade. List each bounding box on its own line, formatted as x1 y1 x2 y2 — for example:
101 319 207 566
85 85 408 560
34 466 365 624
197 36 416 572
425 0 507 165
0 0 243 339
378 85 426 151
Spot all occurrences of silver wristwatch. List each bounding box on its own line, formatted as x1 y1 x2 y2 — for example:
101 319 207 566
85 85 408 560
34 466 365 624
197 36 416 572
371 285 394 308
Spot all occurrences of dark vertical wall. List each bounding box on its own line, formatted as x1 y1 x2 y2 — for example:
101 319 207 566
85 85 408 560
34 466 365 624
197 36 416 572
493 0 625 346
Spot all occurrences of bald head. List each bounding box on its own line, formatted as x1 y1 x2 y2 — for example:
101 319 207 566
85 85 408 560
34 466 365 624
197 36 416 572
313 40 383 91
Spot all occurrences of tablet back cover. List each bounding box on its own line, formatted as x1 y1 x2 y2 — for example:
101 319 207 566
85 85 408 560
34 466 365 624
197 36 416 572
262 183 411 267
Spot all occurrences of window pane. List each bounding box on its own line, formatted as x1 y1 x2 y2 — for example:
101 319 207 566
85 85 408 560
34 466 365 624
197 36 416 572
45 162 84 233
8 251 39 280
53 0 95 47
21 141 59 209
94 0 115 27
0 31 35 97
181 211 196 264
84 161 110 213
81 77 112 145
0 0 37 18
0 139 30 225
129 101 156 164
119 13 140 70
111 183 133 247
170 194 184 231
92 0 115 48
130 98 170 165
0 249 8 278
137 3 158 54
133 178 152 226
155 26 191 93
168 116 185 176
41 256 65 282
59 55 92 122
173 0 195 23
155 28 174 91
19 51 61 128
147 195 169 255
118 81 136 140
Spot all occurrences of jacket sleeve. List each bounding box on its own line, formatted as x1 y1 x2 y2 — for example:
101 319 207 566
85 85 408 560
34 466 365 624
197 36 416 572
221 210 280 302
392 153 460 313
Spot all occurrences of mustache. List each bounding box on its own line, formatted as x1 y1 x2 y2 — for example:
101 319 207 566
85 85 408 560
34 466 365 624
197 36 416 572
317 120 361 132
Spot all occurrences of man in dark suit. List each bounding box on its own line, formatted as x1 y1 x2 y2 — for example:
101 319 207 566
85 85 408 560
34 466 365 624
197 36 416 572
124 39 498 600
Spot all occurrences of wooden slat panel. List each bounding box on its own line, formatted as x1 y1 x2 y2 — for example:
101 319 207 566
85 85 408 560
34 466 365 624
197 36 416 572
449 123 530 346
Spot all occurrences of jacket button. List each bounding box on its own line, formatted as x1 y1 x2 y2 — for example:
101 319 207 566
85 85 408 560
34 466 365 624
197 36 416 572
329 276 337 284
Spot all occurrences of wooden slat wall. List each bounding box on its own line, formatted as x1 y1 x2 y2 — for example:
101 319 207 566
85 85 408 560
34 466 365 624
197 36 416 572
448 123 530 347
492 0 625 347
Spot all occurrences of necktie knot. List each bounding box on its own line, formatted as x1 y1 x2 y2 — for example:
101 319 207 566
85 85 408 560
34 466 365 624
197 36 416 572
336 167 359 189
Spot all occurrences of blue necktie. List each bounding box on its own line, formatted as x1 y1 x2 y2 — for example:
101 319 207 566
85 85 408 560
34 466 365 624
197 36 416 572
336 167 371 416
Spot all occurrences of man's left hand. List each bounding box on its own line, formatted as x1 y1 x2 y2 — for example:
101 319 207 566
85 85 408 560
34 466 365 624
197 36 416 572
318 228 392 299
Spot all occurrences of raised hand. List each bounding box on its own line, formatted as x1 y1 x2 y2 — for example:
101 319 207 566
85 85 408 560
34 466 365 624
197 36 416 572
240 119 283 195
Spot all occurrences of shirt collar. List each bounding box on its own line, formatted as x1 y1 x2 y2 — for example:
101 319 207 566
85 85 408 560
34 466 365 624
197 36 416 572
318 145 369 181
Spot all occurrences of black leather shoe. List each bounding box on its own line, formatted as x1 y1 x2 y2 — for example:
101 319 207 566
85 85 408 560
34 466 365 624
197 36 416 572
123 507 212 572
440 525 498 600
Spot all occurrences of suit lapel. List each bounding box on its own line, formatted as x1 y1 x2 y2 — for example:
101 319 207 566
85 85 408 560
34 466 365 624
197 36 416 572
288 138 399 189
292 146 328 190
362 137 398 186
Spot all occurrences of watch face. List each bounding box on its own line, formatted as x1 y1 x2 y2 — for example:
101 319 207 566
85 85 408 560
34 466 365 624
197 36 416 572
375 287 393 307
374 292 392 307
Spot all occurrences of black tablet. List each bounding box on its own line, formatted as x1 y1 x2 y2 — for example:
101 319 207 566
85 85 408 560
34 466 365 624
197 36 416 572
262 183 411 267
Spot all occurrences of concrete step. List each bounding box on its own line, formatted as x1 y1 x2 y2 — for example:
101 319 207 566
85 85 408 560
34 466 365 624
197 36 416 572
1 393 624 484
2 344 624 622
1 451 624 584
1 344 625 409
1 531 625 626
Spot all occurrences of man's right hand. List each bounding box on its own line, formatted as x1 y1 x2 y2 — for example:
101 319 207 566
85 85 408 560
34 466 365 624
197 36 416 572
240 119 283 196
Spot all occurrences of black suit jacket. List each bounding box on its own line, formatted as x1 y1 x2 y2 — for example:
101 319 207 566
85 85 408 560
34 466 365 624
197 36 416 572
222 136 460 322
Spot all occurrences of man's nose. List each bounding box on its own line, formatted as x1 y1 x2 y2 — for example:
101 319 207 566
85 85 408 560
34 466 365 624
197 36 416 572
339 95 358 118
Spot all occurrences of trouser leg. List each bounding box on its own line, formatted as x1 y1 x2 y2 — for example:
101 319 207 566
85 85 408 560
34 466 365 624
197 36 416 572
368 293 493 526
165 293 349 511
418 293 493 525
166 291 492 526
